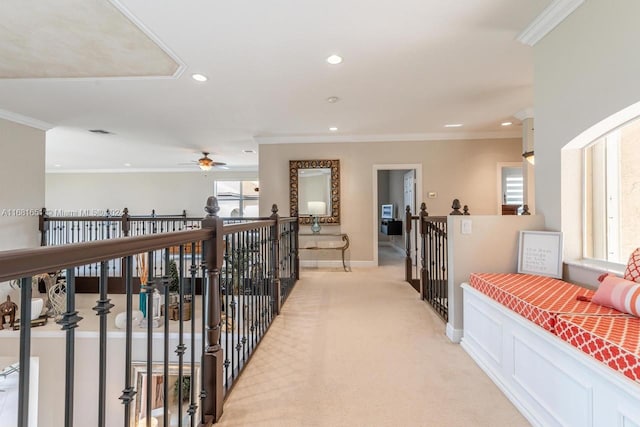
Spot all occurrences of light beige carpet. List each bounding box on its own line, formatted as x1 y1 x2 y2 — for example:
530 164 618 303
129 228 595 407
216 260 530 427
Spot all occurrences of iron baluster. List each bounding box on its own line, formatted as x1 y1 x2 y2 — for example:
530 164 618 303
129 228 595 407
188 242 197 427
176 245 186 427
58 268 82 427
94 261 114 427
162 274 170 427
119 256 136 424
145 250 155 427
18 277 32 427
223 235 231 391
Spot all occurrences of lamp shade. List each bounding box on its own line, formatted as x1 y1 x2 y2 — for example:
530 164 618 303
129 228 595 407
307 201 326 215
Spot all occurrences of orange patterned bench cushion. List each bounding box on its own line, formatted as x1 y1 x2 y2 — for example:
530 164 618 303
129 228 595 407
556 314 640 383
469 273 624 332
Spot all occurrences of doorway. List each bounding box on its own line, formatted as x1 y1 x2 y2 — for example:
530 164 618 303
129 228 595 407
372 164 422 266
496 162 524 215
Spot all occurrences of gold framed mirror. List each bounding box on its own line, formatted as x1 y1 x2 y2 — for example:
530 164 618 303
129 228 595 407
289 159 340 224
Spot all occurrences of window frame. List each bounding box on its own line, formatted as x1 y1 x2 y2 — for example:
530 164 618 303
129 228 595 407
213 179 260 218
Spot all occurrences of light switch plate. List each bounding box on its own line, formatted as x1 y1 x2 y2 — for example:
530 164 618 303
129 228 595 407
461 219 472 234
428 192 437 199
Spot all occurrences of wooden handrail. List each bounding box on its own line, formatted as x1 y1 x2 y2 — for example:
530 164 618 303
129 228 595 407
222 220 275 235
45 216 126 222
0 229 212 283
13 217 297 282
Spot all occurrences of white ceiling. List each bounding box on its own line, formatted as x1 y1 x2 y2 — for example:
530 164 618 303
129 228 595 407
0 0 551 173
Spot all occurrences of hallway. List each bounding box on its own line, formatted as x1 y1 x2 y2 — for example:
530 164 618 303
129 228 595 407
216 264 529 427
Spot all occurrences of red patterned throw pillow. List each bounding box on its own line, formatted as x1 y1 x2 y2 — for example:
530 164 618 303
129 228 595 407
624 248 640 283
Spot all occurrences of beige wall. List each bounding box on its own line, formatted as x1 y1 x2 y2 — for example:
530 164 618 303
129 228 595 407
46 171 258 217
0 118 46 250
534 0 640 261
448 215 545 335
259 138 522 262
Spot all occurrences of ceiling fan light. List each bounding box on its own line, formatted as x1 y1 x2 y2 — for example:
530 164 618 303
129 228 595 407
522 150 535 165
196 152 225 170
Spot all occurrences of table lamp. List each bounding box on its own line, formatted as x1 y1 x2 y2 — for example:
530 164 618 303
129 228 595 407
307 201 326 233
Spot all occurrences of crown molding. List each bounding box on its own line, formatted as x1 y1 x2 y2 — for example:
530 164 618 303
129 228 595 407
255 130 522 145
0 109 53 130
517 0 585 47
514 108 535 121
46 166 258 174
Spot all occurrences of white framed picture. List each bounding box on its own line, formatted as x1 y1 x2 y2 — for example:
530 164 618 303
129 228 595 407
517 230 563 278
131 362 200 427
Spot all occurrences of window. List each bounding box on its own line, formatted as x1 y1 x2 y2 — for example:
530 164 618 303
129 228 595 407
501 167 524 206
584 116 640 263
214 180 259 217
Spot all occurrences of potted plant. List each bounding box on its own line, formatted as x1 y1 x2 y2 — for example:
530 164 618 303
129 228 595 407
168 260 180 301
166 260 191 321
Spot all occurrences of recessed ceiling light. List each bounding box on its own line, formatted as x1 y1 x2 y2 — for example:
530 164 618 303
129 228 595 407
326 55 343 65
242 149 256 154
191 73 208 82
444 124 463 128
329 127 338 132
327 96 340 103
124 163 131 167
501 122 513 127
54 164 61 168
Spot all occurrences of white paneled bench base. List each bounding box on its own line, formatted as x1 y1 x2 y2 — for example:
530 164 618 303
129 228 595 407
461 283 640 427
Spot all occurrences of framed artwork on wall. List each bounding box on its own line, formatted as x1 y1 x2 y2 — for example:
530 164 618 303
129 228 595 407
517 230 563 278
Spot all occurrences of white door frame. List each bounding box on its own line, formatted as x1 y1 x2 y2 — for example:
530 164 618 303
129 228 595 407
372 164 423 266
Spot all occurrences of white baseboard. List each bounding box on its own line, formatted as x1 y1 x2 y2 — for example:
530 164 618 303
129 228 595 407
446 323 463 343
300 260 376 268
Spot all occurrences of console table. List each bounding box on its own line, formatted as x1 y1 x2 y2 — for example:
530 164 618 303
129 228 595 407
299 233 350 271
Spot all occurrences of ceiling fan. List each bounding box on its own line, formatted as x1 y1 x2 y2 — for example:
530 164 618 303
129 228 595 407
179 152 227 170
197 152 226 170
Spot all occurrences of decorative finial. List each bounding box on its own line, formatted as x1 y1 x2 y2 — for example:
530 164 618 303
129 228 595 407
406 205 411 213
271 204 278 215
522 204 531 215
450 199 462 215
204 196 220 217
463 205 470 215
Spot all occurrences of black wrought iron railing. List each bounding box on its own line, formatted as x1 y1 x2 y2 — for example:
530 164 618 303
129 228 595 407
39 209 282 280
3 196 298 427
420 215 448 321
413 198 470 322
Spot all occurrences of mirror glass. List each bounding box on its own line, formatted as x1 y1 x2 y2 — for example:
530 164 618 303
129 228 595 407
298 168 331 216
289 160 340 224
